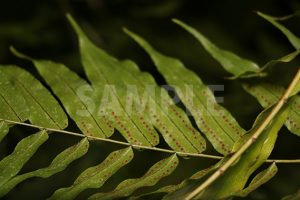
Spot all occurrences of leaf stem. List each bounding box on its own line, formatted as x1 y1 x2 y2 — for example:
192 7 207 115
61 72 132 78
1 118 300 164
185 68 300 200
0 118 221 159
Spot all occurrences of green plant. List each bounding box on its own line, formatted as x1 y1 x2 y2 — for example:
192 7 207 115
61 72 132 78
0 12 299 200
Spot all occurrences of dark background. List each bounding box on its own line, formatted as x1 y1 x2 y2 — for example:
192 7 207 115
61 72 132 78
0 0 300 199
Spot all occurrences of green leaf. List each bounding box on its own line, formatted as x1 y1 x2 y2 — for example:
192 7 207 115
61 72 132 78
49 147 134 200
0 138 89 197
196 103 289 199
117 60 206 153
125 28 245 155
164 103 289 199
172 19 260 77
257 12 300 49
0 65 68 129
120 60 206 153
67 15 206 153
128 161 223 200
261 50 300 72
88 154 179 200
172 19 300 79
235 163 278 197
291 74 300 97
66 15 161 147
244 83 300 136
0 130 48 187
0 121 9 143
169 18 300 137
10 48 114 138
31 60 113 138
0 67 29 122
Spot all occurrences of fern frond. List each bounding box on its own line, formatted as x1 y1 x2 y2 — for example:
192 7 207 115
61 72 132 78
257 12 300 49
172 19 260 77
130 160 223 200
234 162 278 197
89 154 178 199
125 28 246 155
0 131 48 190
66 15 206 153
173 18 300 137
185 69 300 199
0 65 68 129
0 66 29 122
244 83 300 136
49 147 133 200
0 13 299 200
173 19 300 79
0 138 89 197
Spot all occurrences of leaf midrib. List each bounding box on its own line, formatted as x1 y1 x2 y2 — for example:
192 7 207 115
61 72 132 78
10 75 63 129
159 60 237 143
115 65 201 151
0 93 22 121
84 48 154 145
51 69 106 136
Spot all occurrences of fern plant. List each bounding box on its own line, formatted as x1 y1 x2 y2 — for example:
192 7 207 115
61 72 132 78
0 12 300 200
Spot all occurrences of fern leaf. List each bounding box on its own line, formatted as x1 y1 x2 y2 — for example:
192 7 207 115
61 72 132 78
0 65 68 129
172 19 260 77
172 19 300 137
164 102 289 199
173 19 300 79
30 59 113 138
244 83 300 136
130 161 222 200
0 67 29 122
260 50 300 77
88 154 178 200
257 12 300 49
67 15 206 153
0 130 48 187
235 163 278 197
165 102 290 200
10 48 115 138
66 16 161 147
195 103 289 199
0 138 89 197
120 60 206 153
125 29 245 155
49 147 133 200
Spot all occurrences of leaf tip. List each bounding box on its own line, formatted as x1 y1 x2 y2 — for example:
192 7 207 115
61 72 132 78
10 46 33 61
66 13 86 40
123 28 144 46
171 18 179 23
122 27 138 40
172 18 185 27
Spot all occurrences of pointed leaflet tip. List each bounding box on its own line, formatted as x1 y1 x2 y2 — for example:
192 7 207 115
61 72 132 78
66 13 88 40
172 19 189 29
10 46 33 61
123 28 142 42
123 28 159 59
172 18 260 77
122 27 130 34
257 11 300 49
171 18 180 24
